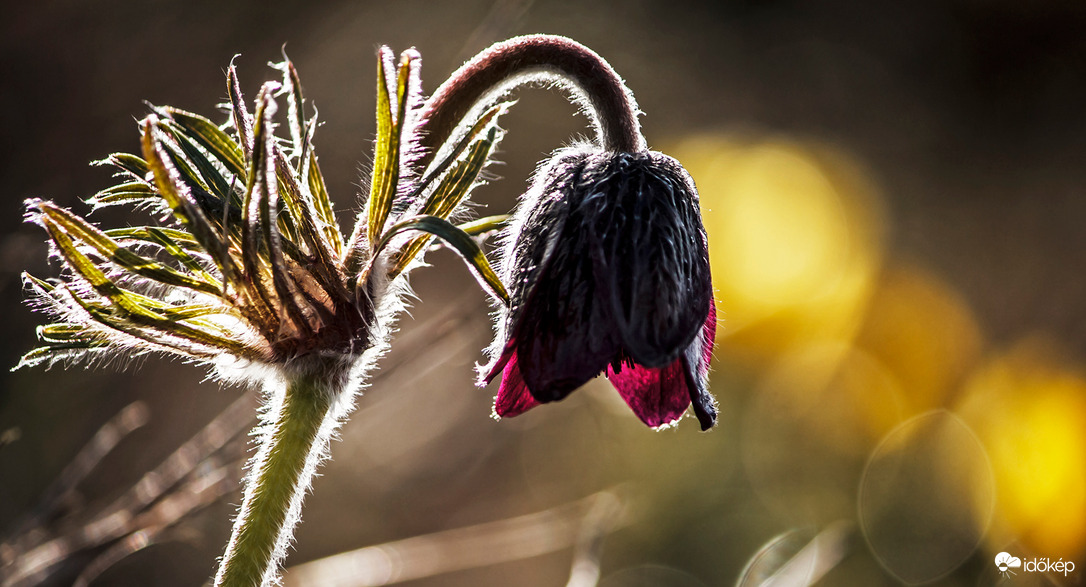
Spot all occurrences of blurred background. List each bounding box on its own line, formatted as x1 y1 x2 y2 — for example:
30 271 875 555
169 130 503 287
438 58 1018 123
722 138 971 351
2 0 1085 585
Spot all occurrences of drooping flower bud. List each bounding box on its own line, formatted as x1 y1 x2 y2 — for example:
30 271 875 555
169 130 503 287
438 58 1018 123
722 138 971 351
482 145 718 430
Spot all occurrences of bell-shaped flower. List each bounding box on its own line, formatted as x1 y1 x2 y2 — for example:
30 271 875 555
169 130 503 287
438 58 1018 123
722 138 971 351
481 146 717 430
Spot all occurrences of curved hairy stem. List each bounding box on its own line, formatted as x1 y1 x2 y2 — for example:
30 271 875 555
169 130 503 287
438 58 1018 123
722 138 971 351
416 34 645 172
214 365 343 587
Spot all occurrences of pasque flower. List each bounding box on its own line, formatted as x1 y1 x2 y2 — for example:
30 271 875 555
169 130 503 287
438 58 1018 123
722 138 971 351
412 35 718 430
20 49 509 586
19 33 716 587
484 147 718 430
20 52 506 376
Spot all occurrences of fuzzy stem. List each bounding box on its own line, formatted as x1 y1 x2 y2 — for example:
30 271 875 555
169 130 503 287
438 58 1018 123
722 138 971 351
214 368 338 587
416 34 645 172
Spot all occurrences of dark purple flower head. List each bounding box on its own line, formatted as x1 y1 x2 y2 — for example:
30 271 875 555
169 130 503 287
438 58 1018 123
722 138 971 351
481 145 718 430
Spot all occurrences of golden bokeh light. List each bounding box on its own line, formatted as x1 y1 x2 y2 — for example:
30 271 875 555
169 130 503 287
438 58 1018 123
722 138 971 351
742 343 905 523
855 263 984 412
670 135 885 363
956 340 1086 557
859 410 994 584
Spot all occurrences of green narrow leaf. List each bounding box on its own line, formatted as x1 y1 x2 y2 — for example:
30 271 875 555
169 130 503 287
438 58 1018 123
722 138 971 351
264 100 345 291
93 181 154 197
268 153 303 247
231 75 307 253
256 101 314 336
89 282 240 337
37 203 222 296
228 61 255 163
106 227 219 285
22 271 56 294
106 226 203 251
87 181 157 209
361 47 400 255
144 227 221 285
159 119 235 204
296 102 343 257
162 107 247 178
241 85 325 335
150 303 224 321
390 125 499 276
16 343 112 370
41 218 253 357
240 90 287 329
155 134 243 240
96 153 149 179
272 150 345 302
372 215 508 306
279 58 306 157
420 124 497 220
306 144 343 255
38 323 102 344
78 287 253 359
456 214 511 237
41 215 169 318
405 103 507 208
159 134 213 196
31 339 108 353
142 118 241 287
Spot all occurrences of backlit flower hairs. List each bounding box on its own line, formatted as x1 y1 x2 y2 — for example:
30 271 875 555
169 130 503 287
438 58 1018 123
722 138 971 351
483 147 717 430
19 35 717 586
413 35 718 430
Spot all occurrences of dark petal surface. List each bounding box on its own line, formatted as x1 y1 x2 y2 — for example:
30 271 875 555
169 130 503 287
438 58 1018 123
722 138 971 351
503 149 623 402
583 152 713 368
605 358 691 428
497 148 713 409
492 348 541 418
514 228 623 401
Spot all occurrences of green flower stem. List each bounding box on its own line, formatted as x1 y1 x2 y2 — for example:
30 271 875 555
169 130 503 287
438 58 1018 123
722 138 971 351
214 367 339 587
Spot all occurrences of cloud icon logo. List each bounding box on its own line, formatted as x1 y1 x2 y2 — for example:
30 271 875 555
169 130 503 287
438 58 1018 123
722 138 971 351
995 552 1022 573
